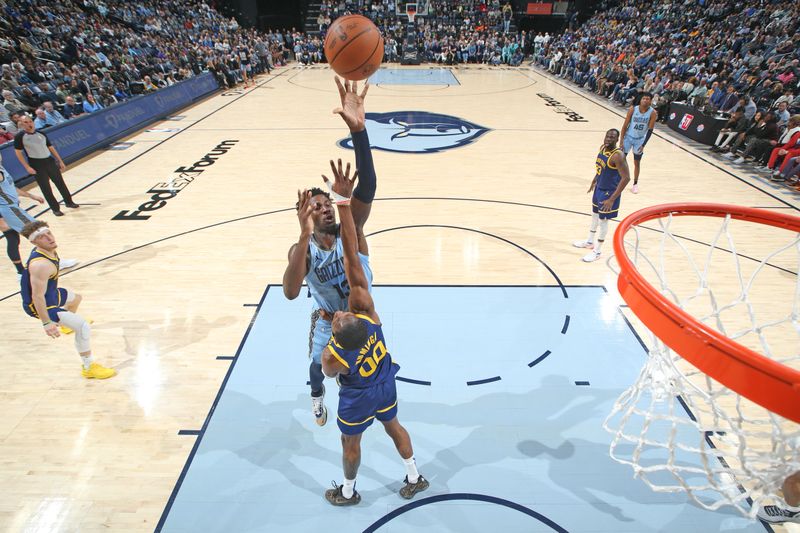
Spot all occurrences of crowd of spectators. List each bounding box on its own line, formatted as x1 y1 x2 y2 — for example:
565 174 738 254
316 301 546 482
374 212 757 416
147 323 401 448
0 0 300 140
533 0 800 189
313 0 526 66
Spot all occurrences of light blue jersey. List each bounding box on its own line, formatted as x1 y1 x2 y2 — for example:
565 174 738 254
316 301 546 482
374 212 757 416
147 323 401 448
306 229 372 313
0 160 19 207
0 161 33 232
305 229 373 364
625 105 654 141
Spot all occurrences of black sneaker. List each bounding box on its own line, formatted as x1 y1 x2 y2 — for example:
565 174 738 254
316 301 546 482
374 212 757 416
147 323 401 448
325 481 361 506
757 504 800 524
65 202 80 209
399 475 429 500
53 210 64 217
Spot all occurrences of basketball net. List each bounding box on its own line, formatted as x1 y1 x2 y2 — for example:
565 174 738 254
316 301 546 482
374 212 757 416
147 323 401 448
604 206 800 518
405 4 417 24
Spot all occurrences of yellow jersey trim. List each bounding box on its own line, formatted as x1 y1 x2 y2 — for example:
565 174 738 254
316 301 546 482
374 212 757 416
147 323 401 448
36 249 59 261
327 345 350 369
338 414 375 426
376 401 397 414
354 313 376 325
606 149 620 169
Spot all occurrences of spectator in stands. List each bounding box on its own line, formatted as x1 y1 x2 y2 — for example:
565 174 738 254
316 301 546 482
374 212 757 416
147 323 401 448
42 102 66 127
502 3 513 34
3 90 30 115
13 115 78 217
727 111 780 165
767 116 800 178
61 96 84 120
710 110 749 153
33 109 49 130
774 101 791 127
0 124 13 144
37 82 59 106
82 93 103 114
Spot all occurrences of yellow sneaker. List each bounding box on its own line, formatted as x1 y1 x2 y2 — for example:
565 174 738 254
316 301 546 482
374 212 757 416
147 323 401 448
60 318 93 335
81 363 116 379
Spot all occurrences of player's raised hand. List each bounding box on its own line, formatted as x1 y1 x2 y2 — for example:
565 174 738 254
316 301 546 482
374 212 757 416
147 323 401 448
296 189 314 235
322 158 358 201
333 76 369 133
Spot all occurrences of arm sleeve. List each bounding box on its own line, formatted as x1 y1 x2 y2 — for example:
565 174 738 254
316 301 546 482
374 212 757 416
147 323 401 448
13 132 24 150
351 129 376 204
641 129 653 147
44 133 51 147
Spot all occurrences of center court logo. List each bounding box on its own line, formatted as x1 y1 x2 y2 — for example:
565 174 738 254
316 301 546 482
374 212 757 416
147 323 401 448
337 111 489 154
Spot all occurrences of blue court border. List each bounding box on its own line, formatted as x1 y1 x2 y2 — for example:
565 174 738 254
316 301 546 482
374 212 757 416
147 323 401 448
154 283 772 533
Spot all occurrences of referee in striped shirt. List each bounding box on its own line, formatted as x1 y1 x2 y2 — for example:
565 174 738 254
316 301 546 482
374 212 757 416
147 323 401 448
13 115 78 217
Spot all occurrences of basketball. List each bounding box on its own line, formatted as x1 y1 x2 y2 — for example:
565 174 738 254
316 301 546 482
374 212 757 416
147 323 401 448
324 15 384 81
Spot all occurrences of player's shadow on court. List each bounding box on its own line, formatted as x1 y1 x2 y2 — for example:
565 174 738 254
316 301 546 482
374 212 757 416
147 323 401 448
192 389 399 514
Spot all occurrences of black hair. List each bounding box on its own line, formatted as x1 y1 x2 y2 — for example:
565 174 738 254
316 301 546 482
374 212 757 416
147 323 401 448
334 316 369 351
295 187 330 210
639 91 653 99
607 128 620 136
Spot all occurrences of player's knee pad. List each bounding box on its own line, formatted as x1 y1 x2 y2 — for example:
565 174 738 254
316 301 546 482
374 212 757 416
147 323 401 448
598 219 610 240
75 320 91 353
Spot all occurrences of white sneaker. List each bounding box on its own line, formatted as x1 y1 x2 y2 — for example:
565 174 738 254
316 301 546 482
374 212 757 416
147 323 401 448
723 152 736 159
572 240 594 249
733 157 745 164
757 504 800 524
312 384 327 426
632 184 639 194
58 258 79 270
582 250 602 262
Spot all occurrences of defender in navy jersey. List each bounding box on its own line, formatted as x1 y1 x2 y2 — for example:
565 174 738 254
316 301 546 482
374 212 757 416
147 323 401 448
620 91 657 194
572 128 630 262
19 221 115 379
283 78 378 427
319 159 428 506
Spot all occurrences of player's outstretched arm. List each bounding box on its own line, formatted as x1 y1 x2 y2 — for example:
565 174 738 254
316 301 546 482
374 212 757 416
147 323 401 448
322 159 376 318
333 77 375 244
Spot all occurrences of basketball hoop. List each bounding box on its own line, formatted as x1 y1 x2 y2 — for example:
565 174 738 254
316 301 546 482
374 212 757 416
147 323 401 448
405 3 417 24
604 202 800 517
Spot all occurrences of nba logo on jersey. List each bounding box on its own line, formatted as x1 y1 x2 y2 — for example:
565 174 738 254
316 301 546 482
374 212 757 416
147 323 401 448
337 111 490 154
679 114 694 130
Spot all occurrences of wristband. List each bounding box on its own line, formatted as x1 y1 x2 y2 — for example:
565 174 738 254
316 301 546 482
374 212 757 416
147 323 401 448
42 321 52 327
324 178 351 205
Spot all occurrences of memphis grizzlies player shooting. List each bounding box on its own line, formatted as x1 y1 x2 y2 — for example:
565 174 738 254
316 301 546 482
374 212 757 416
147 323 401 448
319 158 428 506
282 78 377 426
619 91 657 194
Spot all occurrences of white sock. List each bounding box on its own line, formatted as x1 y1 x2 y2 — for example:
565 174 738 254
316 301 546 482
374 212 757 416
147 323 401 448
342 477 356 498
80 354 93 370
594 239 604 253
595 219 609 252
403 456 419 484
586 230 596 244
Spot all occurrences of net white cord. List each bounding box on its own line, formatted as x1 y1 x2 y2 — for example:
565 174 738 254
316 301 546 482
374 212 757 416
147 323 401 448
604 212 800 518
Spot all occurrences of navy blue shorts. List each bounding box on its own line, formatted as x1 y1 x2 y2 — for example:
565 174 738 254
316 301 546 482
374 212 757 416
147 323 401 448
592 188 620 220
337 376 399 435
24 287 68 322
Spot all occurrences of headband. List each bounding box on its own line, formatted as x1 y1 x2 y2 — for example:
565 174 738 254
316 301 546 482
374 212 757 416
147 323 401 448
27 227 50 242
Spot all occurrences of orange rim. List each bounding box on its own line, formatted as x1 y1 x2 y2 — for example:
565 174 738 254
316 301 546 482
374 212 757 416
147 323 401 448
613 203 800 423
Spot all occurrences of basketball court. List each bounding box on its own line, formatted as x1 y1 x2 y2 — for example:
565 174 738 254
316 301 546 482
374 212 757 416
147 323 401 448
1 65 797 532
